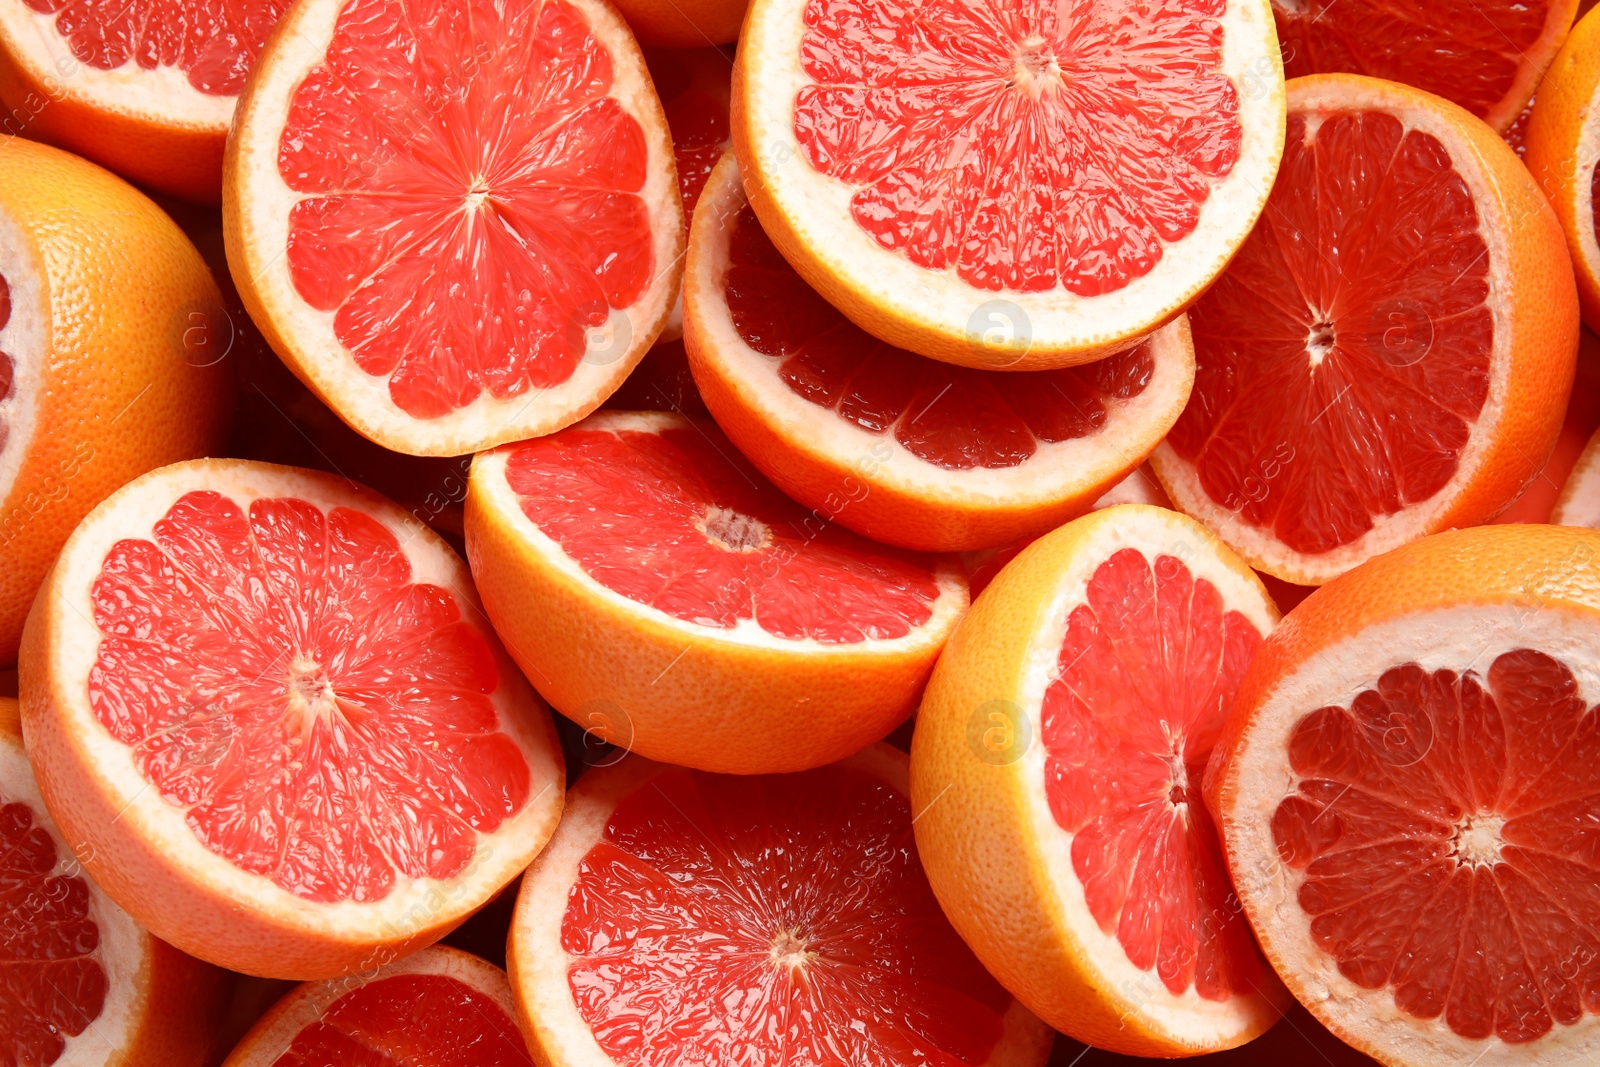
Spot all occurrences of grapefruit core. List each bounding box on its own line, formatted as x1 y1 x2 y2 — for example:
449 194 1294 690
509 745 1054 1067
734 0 1286 368
225 0 684 457
19 459 565 980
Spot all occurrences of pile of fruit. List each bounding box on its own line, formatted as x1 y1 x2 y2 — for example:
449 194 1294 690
5 0 1600 1063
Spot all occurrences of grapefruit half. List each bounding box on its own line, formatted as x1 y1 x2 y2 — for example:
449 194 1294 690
911 504 1291 1055
1151 74 1579 585
19 459 565 980
225 0 684 457
464 409 968 774
1208 523 1600 1064
684 152 1197 553
733 0 1287 368
509 744 1054 1067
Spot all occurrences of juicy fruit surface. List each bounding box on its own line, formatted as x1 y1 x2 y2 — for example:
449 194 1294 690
1169 110 1491 554
1044 548 1264 999
89 490 530 903
724 204 1156 469
562 766 1011 1066
1274 0 1555 123
504 425 943 640
271 973 533 1065
1273 650 1600 1044
792 0 1242 295
280 0 656 419
647 50 730 219
0 799 105 1067
22 0 287 94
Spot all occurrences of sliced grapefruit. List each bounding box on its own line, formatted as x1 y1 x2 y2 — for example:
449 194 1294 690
0 137 233 667
1526 5 1600 334
19 459 565 980
223 945 531 1065
684 153 1197 552
509 744 1054 1067
1273 0 1576 135
733 0 1286 368
464 410 967 774
1554 424 1600 526
1151 74 1579 586
1207 523 1600 1064
911 504 1290 1055
225 0 684 457
0 697 231 1067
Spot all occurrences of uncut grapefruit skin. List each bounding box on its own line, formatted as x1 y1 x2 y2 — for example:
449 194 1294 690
1204 523 1600 1066
18 459 565 981
910 505 1290 1056
1526 6 1600 333
1152 74 1580 587
0 138 233 666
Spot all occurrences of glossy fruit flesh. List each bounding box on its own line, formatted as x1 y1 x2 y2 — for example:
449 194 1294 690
793 0 1242 295
503 424 943 640
280 0 656 419
1274 0 1555 123
88 491 530 903
1168 110 1491 554
562 765 1011 1065
0 799 106 1067
1273 650 1600 1044
724 204 1155 469
271 973 533 1066
21 0 288 94
1044 548 1264 999
647 52 730 218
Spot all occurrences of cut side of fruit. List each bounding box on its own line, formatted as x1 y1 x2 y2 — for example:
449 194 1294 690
225 0 684 456
1272 0 1576 134
465 409 967 774
1554 425 1600 527
1209 523 1600 1066
910 504 1288 1055
733 0 1286 368
685 153 1196 552
21 459 565 979
223 945 532 1066
510 745 1054 1067
1152 74 1579 585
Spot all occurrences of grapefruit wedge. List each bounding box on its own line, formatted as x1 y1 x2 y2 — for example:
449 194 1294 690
1208 523 1600 1064
1151 74 1579 586
464 410 967 774
733 0 1286 368
0 697 231 1067
509 744 1054 1067
684 153 1196 553
225 0 684 457
911 504 1290 1056
1554 424 1600 527
19 459 565 980
222 945 531 1065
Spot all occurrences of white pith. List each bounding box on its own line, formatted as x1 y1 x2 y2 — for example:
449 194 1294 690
1221 604 1600 1066
1008 506 1284 1045
1553 427 1600 528
1568 73 1600 294
509 745 1054 1067
737 0 1284 360
229 0 684 456
472 409 970 653
0 202 46 514
0 729 143 1065
43 459 563 945
225 945 520 1065
1151 77 1521 584
686 154 1195 506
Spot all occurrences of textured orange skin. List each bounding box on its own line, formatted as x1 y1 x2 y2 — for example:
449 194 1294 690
616 0 746 46
910 505 1291 1056
0 138 233 666
1153 74 1581 586
1 698 233 1067
1526 6 1600 333
1204 523 1600 1066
